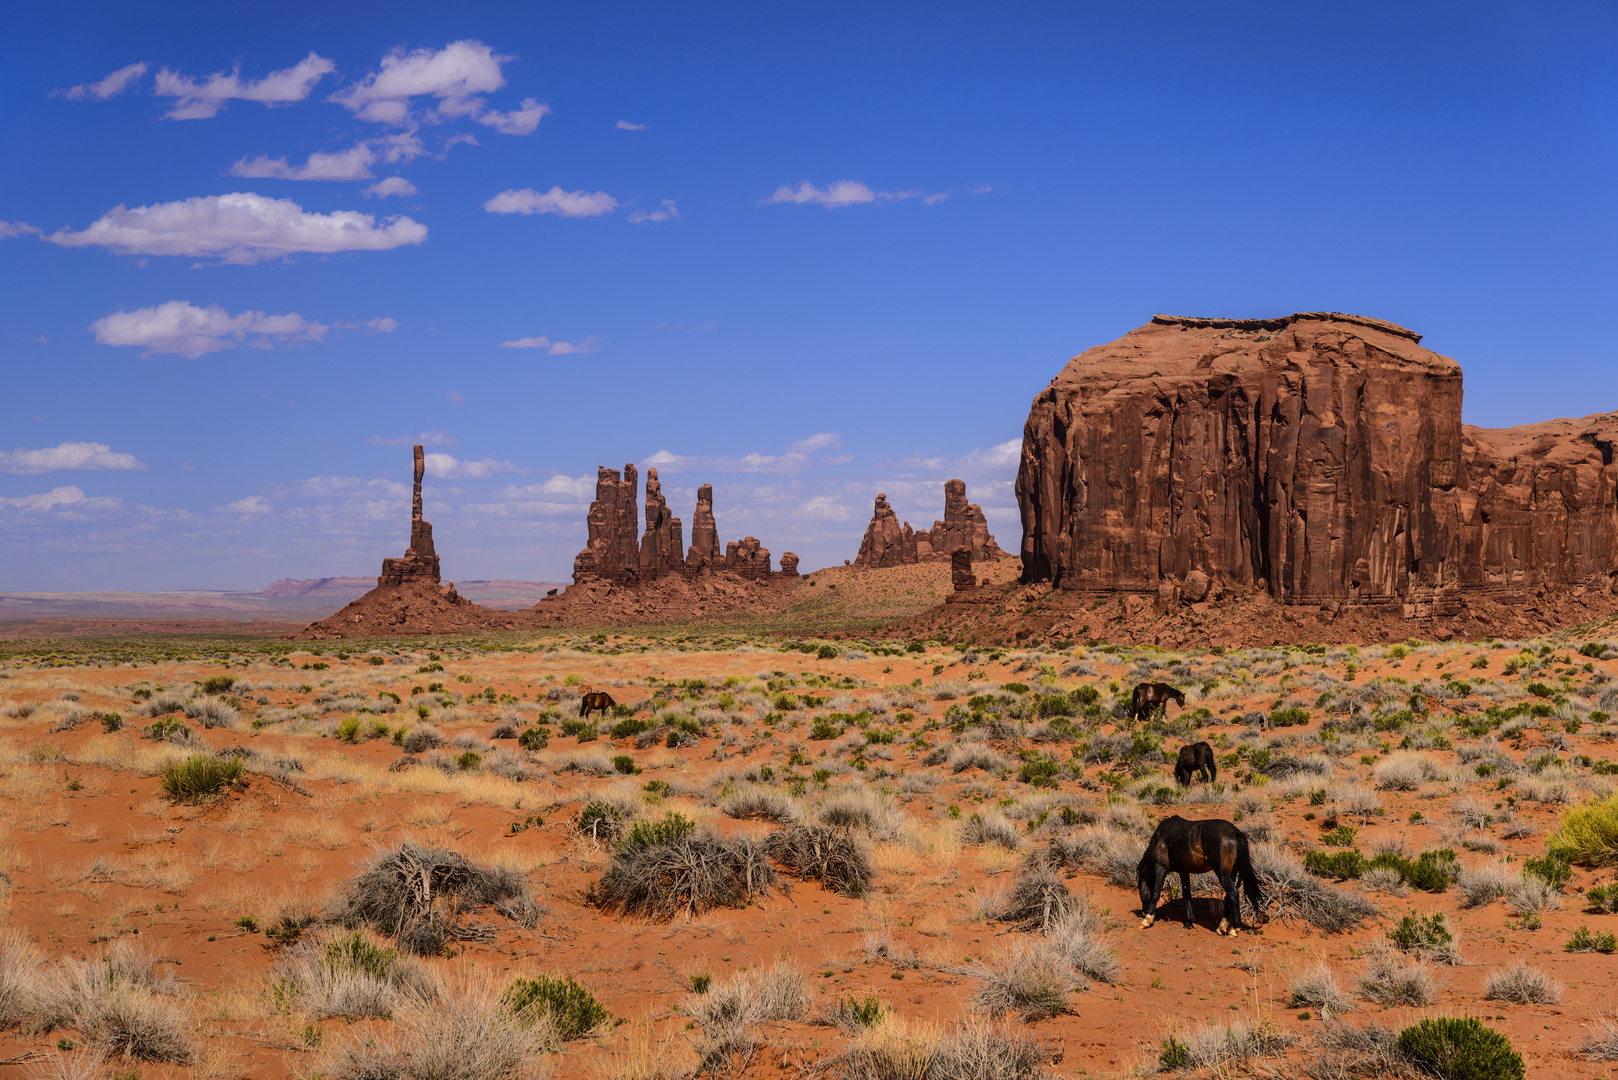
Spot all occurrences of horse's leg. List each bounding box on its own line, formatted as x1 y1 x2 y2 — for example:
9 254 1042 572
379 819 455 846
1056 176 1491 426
1179 870 1194 928
1215 866 1238 935
1140 864 1166 928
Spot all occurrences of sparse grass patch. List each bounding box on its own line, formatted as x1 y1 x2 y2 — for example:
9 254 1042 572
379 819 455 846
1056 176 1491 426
159 754 243 803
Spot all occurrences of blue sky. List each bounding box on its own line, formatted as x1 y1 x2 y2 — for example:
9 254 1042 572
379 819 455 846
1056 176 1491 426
3 1 1618 590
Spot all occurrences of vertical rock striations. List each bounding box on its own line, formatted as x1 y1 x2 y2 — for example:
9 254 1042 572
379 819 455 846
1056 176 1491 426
571 468 797 586
686 484 720 569
1014 312 1618 613
573 464 642 584
378 445 442 586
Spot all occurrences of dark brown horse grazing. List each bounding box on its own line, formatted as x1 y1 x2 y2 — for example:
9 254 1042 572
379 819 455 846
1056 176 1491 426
1174 741 1217 786
1131 682 1186 723
1137 815 1264 936
579 688 616 719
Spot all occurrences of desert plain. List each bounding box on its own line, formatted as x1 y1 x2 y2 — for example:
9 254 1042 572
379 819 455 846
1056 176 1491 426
2 561 1618 1080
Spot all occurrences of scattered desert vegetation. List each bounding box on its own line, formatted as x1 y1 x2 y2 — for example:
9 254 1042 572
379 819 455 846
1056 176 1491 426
1 625 1616 1076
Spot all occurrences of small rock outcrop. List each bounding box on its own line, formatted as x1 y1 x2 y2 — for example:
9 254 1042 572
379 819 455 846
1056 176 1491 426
377 445 441 586
1015 312 1618 614
950 547 976 591
779 552 801 576
725 537 772 579
853 480 1008 567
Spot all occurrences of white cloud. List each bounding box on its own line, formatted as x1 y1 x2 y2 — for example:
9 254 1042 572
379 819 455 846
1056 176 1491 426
889 438 1021 476
90 300 329 359
423 453 526 480
794 495 851 522
1 220 40 240
479 98 549 135
368 429 457 447
968 183 993 195
155 52 335 119
284 476 408 498
0 442 147 475
628 200 679 223
61 62 148 100
380 133 428 163
46 192 427 264
230 143 376 180
765 181 950 208
331 40 529 129
364 176 417 198
218 495 272 516
644 433 846 476
615 120 646 131
0 486 121 513
483 187 618 218
924 190 952 205
495 474 595 501
498 334 603 354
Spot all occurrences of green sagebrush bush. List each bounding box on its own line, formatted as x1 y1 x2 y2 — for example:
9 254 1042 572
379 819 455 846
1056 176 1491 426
501 974 610 1039
160 755 243 802
1396 1017 1523 1080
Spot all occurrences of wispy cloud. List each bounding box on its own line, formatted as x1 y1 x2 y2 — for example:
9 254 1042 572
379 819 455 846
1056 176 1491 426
90 300 332 358
217 495 272 516
1 220 40 240
368 430 457 448
629 199 679 223
0 442 147 475
615 120 647 131
363 177 417 198
0 486 122 513
498 334 604 354
155 52 335 119
885 438 1021 476
483 187 618 217
479 98 549 134
46 192 426 264
423 453 527 480
764 180 955 208
58 62 149 100
230 143 376 180
644 433 847 476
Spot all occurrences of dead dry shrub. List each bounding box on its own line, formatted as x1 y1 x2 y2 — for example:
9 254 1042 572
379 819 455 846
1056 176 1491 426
723 785 802 825
590 828 781 920
992 860 1076 931
1355 948 1438 1007
1484 961 1562 1005
1287 963 1354 1017
764 824 873 895
836 1015 1049 1080
1578 1012 1618 1061
1048 826 1136 887
683 960 808 1065
1249 842 1377 931
966 940 1082 1021
1299 1021 1423 1080
962 810 1022 851
1176 1017 1295 1072
58 941 192 1063
0 926 59 1031
318 979 556 1080
1044 907 1119 984
272 928 437 1019
328 842 536 955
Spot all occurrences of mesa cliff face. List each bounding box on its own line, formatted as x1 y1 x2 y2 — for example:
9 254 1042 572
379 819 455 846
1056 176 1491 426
1016 313 1618 612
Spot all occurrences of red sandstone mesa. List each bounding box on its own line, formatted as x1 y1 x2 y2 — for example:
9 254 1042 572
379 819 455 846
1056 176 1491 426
1015 312 1618 614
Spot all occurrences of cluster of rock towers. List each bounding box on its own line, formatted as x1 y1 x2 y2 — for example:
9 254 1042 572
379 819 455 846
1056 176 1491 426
853 478 1008 570
571 464 799 585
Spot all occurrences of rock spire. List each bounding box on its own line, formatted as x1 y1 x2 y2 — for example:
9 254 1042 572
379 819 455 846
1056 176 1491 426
378 445 442 586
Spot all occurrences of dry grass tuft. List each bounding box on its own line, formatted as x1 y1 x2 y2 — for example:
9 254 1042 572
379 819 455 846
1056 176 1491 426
318 979 556 1080
966 939 1081 1021
1484 961 1562 1005
58 941 193 1063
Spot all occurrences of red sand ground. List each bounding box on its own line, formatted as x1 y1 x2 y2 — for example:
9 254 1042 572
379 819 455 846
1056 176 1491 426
1 633 1616 1078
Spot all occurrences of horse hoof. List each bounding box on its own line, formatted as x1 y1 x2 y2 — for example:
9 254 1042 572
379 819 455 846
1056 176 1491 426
1140 916 1155 929
1216 918 1230 936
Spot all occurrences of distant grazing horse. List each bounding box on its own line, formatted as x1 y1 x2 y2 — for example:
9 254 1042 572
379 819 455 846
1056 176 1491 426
579 688 616 719
1137 815 1264 937
1131 682 1186 723
1174 741 1217 786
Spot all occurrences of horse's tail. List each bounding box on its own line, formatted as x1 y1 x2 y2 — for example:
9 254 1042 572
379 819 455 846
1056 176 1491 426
1207 753 1217 785
578 696 590 718
1236 832 1264 921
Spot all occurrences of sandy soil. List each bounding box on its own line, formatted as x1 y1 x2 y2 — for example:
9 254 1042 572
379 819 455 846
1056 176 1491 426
0 630 1616 1079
